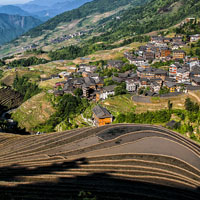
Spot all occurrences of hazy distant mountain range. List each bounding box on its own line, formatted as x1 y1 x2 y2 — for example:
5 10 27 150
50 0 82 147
0 5 31 16
18 0 92 18
0 1 92 20
1 0 200 53
0 0 92 45
0 13 41 45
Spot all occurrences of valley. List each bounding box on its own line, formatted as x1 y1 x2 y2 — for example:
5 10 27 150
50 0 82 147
0 1 200 199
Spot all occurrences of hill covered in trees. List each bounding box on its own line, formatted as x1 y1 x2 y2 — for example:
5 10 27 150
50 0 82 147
25 0 149 38
0 13 41 45
1 0 200 58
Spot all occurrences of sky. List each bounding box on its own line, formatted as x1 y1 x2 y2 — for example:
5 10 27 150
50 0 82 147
0 0 31 5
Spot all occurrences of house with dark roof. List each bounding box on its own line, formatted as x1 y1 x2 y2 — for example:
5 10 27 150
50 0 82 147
151 36 164 43
176 68 190 83
112 76 123 83
131 58 147 67
93 105 112 126
139 78 150 88
96 85 116 101
150 81 161 93
186 85 200 91
107 60 124 70
172 37 183 43
164 82 180 93
173 50 186 60
137 67 167 80
163 38 172 43
190 67 200 77
144 51 155 61
192 77 200 86
160 47 172 58
126 79 138 92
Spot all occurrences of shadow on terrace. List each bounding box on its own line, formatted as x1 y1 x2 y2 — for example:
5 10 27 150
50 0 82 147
0 157 199 200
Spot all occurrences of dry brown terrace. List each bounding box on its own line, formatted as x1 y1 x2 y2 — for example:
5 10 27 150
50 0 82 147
0 124 199 200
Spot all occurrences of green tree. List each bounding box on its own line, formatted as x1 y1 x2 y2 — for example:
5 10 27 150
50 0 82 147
74 88 83 97
159 87 170 95
114 85 127 96
13 75 41 101
195 48 200 57
115 113 126 123
168 100 173 111
185 98 199 112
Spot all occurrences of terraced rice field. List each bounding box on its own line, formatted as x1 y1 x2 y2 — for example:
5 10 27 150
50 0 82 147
0 124 199 200
0 87 23 109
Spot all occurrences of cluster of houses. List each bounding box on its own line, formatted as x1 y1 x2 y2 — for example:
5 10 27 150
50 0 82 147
124 35 200 95
22 44 38 51
50 33 200 99
47 33 200 126
51 31 88 44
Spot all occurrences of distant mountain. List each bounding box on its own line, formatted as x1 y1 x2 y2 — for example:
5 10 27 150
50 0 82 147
1 0 200 58
0 13 42 45
0 5 31 16
25 0 150 38
19 0 92 18
27 0 67 6
0 5 48 21
34 0 93 18
18 4 48 13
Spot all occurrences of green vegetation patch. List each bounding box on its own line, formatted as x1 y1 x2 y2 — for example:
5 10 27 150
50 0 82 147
102 94 136 116
12 92 55 132
33 94 89 133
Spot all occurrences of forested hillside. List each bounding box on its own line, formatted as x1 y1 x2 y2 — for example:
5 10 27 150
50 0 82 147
92 0 200 43
25 0 149 37
1 0 200 58
24 0 200 40
0 5 31 16
0 14 41 45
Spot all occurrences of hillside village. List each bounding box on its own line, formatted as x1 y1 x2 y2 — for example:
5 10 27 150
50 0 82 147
50 22 200 103
0 1 200 200
0 17 200 142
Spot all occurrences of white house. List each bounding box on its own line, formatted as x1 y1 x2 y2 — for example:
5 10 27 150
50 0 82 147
176 69 190 83
126 79 138 92
99 85 116 100
190 34 200 42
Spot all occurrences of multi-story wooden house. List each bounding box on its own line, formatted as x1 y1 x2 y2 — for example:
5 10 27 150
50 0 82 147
160 47 172 58
93 105 113 126
173 50 186 60
176 69 190 83
169 64 178 77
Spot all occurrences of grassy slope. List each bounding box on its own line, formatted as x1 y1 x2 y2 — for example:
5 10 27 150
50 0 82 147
102 93 200 115
101 95 136 116
1 0 199 58
0 1 136 58
12 92 55 132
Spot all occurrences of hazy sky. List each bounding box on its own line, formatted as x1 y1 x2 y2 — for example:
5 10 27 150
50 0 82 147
0 0 31 5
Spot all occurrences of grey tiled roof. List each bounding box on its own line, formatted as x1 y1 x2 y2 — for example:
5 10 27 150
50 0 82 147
93 105 112 119
103 85 117 92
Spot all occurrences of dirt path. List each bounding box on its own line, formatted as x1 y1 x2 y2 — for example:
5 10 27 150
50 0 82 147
188 91 200 103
